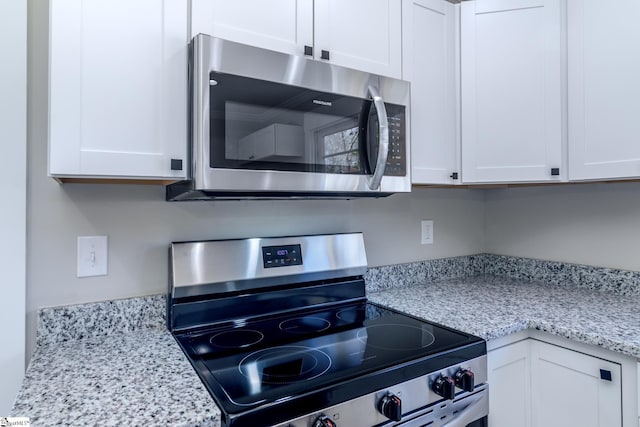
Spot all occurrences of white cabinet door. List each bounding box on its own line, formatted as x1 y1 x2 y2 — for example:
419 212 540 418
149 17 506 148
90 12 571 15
49 0 187 180
191 0 401 78
461 0 564 183
190 0 313 57
314 0 402 79
488 340 531 427
403 0 460 185
530 340 622 427
567 0 640 180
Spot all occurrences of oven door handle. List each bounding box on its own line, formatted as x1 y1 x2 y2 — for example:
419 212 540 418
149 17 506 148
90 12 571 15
366 85 389 191
442 389 489 427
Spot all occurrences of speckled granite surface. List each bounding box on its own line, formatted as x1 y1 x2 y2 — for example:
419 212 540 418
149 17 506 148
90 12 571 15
483 254 640 296
367 254 640 296
37 294 166 347
364 255 487 292
368 274 640 359
11 329 220 426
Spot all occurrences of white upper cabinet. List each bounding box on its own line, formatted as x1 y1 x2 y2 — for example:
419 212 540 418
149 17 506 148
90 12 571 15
49 0 188 180
190 0 313 57
403 0 460 185
567 0 640 181
461 0 564 183
191 0 402 79
314 0 402 79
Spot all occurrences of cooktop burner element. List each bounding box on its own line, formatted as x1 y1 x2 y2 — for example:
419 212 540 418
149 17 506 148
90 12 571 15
168 233 488 427
335 307 366 322
357 323 436 351
279 317 331 334
238 346 332 385
209 329 264 349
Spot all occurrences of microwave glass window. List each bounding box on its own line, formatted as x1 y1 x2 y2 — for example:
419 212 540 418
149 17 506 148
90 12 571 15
208 71 405 177
315 117 360 173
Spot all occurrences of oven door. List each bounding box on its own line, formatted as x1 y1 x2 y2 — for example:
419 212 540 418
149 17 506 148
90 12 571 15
188 34 410 198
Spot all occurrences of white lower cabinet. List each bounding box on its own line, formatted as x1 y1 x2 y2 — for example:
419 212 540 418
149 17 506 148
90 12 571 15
487 339 531 427
530 340 621 427
488 337 626 427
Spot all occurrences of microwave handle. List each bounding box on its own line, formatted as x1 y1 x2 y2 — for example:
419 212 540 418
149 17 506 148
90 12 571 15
367 85 389 191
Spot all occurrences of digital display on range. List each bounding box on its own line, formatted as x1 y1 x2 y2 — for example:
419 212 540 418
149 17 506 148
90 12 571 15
262 244 303 268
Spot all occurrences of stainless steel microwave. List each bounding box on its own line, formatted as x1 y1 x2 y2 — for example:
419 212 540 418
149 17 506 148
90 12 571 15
167 34 411 201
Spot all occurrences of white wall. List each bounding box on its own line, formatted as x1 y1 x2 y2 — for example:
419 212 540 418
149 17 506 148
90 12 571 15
485 182 640 271
0 0 27 414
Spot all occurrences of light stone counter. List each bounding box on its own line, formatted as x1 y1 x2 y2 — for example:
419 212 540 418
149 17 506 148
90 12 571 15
369 274 640 358
10 328 220 426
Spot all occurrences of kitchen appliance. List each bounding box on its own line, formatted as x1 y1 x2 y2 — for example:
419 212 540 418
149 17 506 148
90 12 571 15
166 35 411 201
167 233 488 427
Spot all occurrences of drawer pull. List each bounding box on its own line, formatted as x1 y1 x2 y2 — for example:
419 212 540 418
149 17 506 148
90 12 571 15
599 369 612 381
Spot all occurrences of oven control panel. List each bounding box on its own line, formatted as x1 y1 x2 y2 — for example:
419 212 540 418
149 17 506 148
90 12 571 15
274 355 488 427
262 244 303 268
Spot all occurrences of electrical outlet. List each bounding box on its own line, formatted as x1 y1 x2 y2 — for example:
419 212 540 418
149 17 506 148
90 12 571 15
77 236 108 277
421 220 434 245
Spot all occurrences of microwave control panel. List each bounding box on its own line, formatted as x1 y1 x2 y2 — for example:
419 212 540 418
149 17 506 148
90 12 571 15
385 105 406 177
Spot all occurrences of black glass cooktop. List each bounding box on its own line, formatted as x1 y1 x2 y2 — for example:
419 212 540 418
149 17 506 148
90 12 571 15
174 301 485 420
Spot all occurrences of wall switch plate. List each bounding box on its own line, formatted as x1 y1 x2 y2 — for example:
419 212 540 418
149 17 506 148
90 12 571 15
421 220 434 245
77 236 108 278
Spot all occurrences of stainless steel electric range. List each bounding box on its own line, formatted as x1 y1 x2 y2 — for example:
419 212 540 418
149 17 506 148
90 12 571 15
167 233 488 427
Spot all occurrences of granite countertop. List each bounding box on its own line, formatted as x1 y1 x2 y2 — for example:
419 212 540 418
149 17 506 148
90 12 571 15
11 255 640 426
11 328 220 426
369 274 640 359
11 295 220 426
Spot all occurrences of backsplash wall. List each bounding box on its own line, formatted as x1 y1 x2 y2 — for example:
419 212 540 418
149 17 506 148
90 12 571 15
485 182 640 271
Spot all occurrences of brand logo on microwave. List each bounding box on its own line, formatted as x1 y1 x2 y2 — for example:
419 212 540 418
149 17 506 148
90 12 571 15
312 99 333 107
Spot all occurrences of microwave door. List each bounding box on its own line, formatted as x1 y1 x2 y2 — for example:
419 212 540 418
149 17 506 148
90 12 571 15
364 86 389 191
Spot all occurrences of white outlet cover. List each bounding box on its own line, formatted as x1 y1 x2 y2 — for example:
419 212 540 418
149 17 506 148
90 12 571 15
77 236 108 278
421 220 434 245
